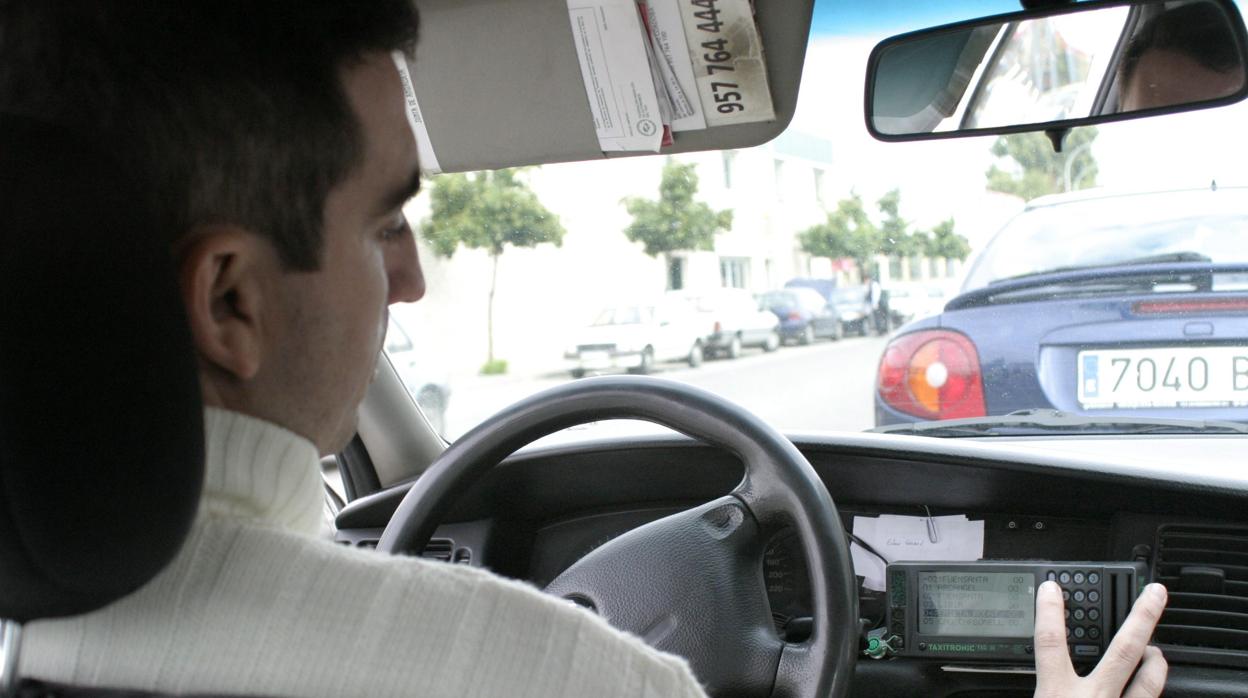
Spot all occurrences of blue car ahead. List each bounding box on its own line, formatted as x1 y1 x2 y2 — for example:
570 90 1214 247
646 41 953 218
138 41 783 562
875 187 1248 428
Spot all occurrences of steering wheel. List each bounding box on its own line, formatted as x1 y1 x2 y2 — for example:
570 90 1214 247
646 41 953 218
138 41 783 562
377 376 858 698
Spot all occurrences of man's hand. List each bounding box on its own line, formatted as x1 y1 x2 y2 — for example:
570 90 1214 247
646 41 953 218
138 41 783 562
1034 580 1168 698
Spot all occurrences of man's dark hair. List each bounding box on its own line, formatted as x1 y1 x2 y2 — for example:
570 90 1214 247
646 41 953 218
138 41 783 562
1119 1 1244 92
0 1 420 270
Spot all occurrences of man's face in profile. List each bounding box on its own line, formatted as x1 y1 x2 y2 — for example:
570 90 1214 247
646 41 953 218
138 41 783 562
264 51 426 454
1121 48 1246 112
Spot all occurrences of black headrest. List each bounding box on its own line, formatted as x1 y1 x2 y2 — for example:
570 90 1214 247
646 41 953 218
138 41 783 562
0 115 204 622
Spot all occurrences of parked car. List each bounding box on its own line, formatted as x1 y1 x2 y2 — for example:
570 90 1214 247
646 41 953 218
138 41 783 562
783 276 839 302
674 288 781 359
565 298 705 377
828 286 873 336
885 283 949 326
876 187 1248 426
384 318 452 435
758 287 842 344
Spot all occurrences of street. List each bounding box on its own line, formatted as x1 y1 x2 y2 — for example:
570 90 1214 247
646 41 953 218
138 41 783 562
442 335 889 441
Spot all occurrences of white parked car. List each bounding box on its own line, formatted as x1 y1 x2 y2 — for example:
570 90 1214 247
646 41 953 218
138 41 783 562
565 299 705 377
384 318 452 434
672 288 781 359
885 283 949 325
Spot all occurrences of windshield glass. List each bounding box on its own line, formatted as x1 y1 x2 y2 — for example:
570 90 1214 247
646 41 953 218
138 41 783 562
388 0 1248 441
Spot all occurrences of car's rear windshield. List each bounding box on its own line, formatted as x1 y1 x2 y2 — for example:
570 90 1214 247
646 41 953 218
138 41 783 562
964 189 1248 289
832 288 866 302
593 306 650 326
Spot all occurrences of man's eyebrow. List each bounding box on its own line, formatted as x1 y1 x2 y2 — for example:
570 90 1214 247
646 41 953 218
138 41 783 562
377 168 422 216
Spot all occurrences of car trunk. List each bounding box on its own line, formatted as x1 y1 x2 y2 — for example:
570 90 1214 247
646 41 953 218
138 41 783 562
940 294 1248 421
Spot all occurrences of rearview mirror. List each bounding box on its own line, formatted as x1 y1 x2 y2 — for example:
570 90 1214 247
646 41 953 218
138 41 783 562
866 0 1248 141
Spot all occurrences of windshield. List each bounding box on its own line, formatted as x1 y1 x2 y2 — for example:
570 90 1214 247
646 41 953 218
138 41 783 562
593 306 650 326
388 0 1248 441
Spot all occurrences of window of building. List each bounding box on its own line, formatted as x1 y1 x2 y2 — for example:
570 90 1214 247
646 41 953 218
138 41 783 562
668 256 685 290
720 257 750 289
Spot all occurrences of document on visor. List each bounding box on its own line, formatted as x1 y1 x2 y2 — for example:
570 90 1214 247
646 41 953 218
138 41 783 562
568 0 665 152
851 514 984 592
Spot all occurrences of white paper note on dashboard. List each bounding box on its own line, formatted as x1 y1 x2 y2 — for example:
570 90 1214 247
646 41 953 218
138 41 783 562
851 514 984 592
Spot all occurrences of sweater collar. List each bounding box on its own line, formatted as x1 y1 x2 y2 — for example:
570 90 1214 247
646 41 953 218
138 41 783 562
201 407 325 537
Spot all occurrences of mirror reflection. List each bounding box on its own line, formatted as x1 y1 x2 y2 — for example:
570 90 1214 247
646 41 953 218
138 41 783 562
869 0 1248 137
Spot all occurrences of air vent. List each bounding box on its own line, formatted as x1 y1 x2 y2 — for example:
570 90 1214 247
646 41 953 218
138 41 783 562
1153 524 1248 665
421 538 454 562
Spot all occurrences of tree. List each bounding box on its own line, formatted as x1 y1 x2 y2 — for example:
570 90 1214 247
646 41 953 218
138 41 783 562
985 128 1098 201
420 168 565 372
925 218 971 261
622 160 733 288
798 193 881 274
877 189 928 259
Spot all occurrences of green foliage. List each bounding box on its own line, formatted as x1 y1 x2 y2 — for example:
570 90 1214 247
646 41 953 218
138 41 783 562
985 128 1098 201
421 169 565 257
877 189 929 258
926 218 971 261
798 193 880 273
479 359 508 376
800 191 972 272
622 161 733 257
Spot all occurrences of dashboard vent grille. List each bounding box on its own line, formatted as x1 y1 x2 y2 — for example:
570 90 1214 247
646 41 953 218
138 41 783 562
1153 524 1248 654
421 538 455 562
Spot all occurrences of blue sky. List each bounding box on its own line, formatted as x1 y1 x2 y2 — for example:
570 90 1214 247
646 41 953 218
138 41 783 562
811 0 1248 37
811 0 1051 38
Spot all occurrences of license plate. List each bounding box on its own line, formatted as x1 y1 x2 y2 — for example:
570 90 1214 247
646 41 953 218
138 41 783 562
1077 346 1248 409
580 351 610 368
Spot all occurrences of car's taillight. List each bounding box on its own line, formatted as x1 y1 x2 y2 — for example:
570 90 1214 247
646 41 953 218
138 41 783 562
787 311 801 321
713 320 722 333
877 329 985 420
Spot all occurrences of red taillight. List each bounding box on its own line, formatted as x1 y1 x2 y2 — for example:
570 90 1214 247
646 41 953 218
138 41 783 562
787 311 802 321
877 330 986 420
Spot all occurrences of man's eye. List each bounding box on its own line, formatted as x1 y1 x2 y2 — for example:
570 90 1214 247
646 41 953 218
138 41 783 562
381 217 410 241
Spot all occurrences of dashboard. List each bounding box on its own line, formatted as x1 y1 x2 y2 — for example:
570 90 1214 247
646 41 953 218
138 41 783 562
335 432 1248 697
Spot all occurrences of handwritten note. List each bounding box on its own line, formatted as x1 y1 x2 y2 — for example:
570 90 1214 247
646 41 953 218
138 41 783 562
850 514 985 592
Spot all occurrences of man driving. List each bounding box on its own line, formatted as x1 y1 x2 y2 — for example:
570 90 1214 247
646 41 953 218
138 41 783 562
4 2 1167 696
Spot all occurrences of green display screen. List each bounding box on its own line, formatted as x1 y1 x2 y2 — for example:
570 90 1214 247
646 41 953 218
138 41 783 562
918 571 1035 638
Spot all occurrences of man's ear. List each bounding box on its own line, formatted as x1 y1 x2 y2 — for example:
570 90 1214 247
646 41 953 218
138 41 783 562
177 226 273 382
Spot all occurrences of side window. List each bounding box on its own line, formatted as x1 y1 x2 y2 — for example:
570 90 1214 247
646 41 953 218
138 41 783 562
385 320 413 354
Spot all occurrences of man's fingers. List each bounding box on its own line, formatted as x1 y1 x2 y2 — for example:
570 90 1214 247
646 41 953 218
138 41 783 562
1032 581 1074 680
1092 583 1168 689
1123 646 1168 698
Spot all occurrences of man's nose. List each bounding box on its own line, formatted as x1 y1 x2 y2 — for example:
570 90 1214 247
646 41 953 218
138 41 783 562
388 231 425 304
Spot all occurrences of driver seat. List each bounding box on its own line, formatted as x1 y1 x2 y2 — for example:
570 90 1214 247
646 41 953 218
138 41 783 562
0 115 205 696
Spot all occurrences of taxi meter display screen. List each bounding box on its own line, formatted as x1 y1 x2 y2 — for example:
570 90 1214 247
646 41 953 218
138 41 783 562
918 572 1035 637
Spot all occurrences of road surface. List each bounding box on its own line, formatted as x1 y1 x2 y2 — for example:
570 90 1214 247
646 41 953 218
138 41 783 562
441 335 889 442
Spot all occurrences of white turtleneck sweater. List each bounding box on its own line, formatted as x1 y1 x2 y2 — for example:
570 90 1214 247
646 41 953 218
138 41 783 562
21 408 708 698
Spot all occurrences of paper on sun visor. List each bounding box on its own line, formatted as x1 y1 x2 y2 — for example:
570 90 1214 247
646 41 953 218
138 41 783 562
642 0 706 132
567 0 664 152
850 514 984 592
391 51 442 176
671 0 775 127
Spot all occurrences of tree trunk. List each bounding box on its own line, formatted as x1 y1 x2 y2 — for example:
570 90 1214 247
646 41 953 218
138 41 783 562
487 251 499 363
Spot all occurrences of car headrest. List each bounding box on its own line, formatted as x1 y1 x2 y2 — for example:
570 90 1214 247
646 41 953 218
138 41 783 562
0 114 204 623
